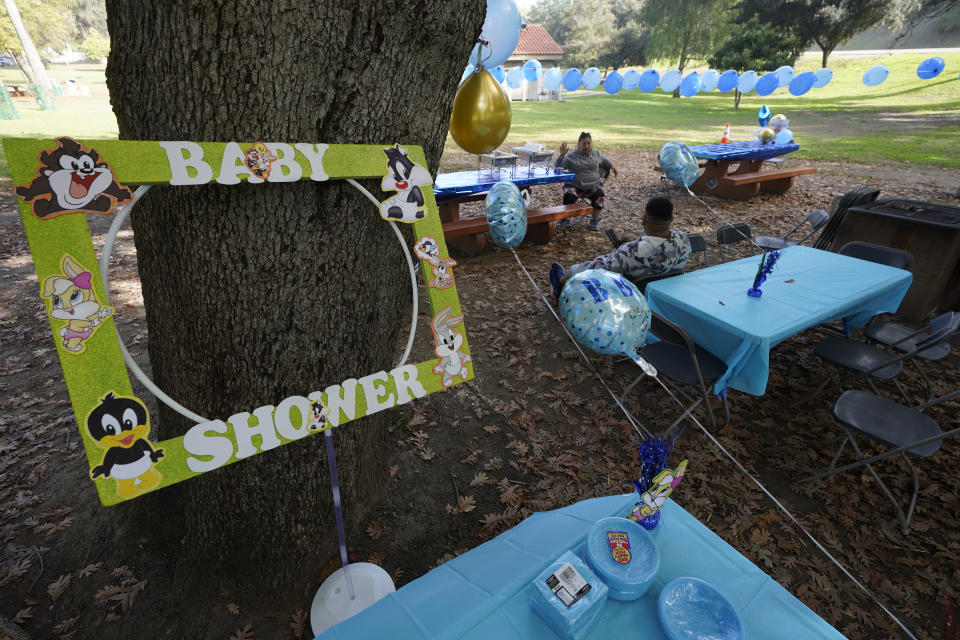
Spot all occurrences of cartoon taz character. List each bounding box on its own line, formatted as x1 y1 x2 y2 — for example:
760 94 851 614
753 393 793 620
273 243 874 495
244 142 278 180
14 137 132 219
431 307 471 387
87 393 164 499
379 145 432 223
413 236 457 289
42 255 114 353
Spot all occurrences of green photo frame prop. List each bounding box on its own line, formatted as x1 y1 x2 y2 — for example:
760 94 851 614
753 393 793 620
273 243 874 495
5 137 473 506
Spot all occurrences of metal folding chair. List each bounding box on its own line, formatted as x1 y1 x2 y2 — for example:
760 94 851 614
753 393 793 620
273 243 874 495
620 312 729 432
686 233 708 267
715 223 752 262
863 314 954 399
755 209 829 252
838 241 913 270
628 270 683 294
801 388 960 534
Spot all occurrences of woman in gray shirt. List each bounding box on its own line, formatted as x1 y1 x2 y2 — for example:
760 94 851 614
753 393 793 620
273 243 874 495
557 131 618 231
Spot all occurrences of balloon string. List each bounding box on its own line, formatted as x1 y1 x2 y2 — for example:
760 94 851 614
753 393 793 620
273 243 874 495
477 39 493 68
509 249 652 439
324 429 356 600
684 186 763 251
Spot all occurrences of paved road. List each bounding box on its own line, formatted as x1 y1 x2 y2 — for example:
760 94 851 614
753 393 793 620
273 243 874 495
810 47 960 56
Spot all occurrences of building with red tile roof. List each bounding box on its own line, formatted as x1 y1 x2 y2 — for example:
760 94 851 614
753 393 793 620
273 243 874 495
504 23 564 101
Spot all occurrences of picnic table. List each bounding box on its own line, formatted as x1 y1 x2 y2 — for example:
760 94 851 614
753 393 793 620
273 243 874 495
316 494 846 640
644 245 913 396
6 84 30 97
687 141 816 201
434 167 591 256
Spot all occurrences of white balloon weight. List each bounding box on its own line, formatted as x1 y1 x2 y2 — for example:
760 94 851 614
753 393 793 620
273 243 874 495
660 69 682 92
775 65 795 87
506 66 524 89
468 0 522 69
813 67 833 89
310 563 396 636
543 67 562 91
737 70 758 93
700 69 720 91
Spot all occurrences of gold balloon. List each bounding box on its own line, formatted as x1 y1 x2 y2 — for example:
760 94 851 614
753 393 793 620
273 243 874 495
754 126 776 143
449 68 512 155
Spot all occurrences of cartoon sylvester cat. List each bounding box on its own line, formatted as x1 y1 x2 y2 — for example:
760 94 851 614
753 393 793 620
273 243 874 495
379 145 431 223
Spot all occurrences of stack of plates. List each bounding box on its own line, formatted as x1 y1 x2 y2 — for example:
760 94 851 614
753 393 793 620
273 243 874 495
583 517 660 601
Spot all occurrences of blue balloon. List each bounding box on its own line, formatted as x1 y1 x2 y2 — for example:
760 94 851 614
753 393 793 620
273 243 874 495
604 71 623 94
758 104 771 127
774 129 794 145
716 70 739 93
491 65 505 83
468 0 522 68
863 64 890 87
775 65 794 88
660 69 682 92
485 180 527 249
558 269 652 360
737 70 758 93
461 64 474 83
523 59 542 82
638 69 660 92
543 67 562 91
583 67 602 89
789 71 816 96
506 66 523 89
563 68 583 91
917 56 945 80
679 72 701 97
659 141 700 188
755 72 778 96
813 67 833 89
700 69 720 91
622 69 640 91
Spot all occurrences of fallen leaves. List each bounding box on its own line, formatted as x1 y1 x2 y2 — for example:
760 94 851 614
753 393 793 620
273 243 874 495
79 562 103 578
47 573 72 602
367 521 390 541
445 495 476 515
230 622 255 640
289 609 308 639
227 603 240 615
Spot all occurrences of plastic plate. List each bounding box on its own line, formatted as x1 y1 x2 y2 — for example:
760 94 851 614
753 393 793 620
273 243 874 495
657 576 745 640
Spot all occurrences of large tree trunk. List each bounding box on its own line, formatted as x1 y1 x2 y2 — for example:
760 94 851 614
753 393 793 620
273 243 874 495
104 0 483 597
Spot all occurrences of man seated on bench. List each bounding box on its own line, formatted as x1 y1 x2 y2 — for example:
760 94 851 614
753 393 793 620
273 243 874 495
549 197 691 299
556 131 618 231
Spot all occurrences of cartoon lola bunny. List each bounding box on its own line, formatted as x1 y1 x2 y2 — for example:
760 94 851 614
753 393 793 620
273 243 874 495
41 255 114 353
414 236 457 290
431 306 471 387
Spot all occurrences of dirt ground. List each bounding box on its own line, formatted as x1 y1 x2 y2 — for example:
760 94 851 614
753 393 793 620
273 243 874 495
1 150 958 640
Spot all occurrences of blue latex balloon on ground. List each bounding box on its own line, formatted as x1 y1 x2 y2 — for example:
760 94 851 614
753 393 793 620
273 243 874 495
468 0 522 68
679 72 701 97
559 269 651 360
716 70 739 93
485 180 527 249
813 68 833 89
659 141 700 188
638 69 660 92
863 64 890 86
737 70 758 93
700 69 720 91
755 72 778 96
775 65 795 87
604 71 623 94
523 59 543 82
917 56 945 79
789 71 816 96
506 66 523 89
660 69 682 92
562 68 582 91
583 67 602 89
622 69 640 91
543 67 562 91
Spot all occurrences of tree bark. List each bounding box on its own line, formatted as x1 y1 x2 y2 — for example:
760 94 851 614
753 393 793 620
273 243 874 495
104 0 483 597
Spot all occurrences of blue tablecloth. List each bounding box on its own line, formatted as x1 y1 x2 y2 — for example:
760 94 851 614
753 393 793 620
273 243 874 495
434 167 575 203
689 141 799 163
645 245 913 396
316 494 844 640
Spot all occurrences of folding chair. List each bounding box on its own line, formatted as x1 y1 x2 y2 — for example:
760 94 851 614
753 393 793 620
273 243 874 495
628 270 683 295
755 209 829 252
555 153 609 230
716 223 752 262
813 186 880 251
838 241 913 270
809 311 960 405
620 312 729 432
801 388 960 534
864 312 955 400
686 233 708 267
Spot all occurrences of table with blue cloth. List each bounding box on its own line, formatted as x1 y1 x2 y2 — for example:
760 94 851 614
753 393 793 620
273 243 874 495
315 494 844 639
685 141 815 201
644 245 913 396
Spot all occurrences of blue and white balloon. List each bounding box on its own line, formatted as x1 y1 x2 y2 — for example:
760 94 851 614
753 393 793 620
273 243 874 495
755 72 779 96
700 69 720 91
563 68 583 91
812 68 833 89
543 67 562 91
775 65 795 87
485 180 527 249
583 67 603 89
622 69 640 91
679 72 701 97
774 129 794 145
559 269 652 361
863 65 890 87
789 71 816 96
604 70 623 94
523 59 543 82
737 70 758 93
917 57 945 80
717 70 739 93
659 141 700 188
506 66 523 89
660 69 682 92
638 69 660 92
468 0 522 69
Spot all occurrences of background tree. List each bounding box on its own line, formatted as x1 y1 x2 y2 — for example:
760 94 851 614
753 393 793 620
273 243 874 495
528 0 648 69
643 0 734 96
709 14 802 108
78 27 108 61
0 0 72 74
104 0 484 612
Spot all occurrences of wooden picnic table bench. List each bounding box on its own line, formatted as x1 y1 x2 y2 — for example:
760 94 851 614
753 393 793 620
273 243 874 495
441 202 592 256
7 85 30 97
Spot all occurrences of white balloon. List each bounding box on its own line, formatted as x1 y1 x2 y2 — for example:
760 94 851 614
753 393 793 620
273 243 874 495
700 69 720 91
774 129 794 145
737 70 758 93
468 0 522 69
660 69 682 92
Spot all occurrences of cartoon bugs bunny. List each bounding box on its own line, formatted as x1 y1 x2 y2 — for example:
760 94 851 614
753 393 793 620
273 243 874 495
431 307 471 387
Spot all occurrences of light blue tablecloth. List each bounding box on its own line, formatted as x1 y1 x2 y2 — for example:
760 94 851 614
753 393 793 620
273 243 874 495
644 245 913 396
316 495 844 640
